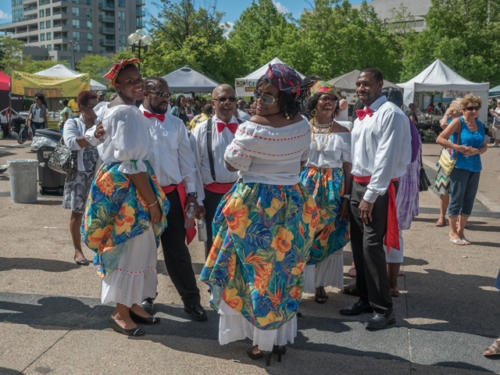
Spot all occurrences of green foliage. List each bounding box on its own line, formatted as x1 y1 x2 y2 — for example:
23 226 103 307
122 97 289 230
21 58 64 73
0 37 24 72
76 54 113 84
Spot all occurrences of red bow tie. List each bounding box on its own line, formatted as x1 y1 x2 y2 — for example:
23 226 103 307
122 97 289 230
144 111 165 122
356 107 374 120
217 122 238 134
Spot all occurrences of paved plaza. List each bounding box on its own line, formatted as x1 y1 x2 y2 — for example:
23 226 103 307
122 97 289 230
0 138 499 375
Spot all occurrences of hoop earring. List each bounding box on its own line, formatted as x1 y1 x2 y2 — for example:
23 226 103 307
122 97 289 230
284 112 291 120
311 109 317 118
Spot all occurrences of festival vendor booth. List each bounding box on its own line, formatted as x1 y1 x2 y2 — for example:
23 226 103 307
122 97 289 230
398 59 489 124
162 65 219 93
35 64 106 92
489 85 500 98
235 57 305 97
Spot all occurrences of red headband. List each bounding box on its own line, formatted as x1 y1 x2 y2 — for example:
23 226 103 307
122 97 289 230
103 58 141 86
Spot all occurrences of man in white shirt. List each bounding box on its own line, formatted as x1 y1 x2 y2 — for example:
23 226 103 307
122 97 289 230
192 84 239 258
140 76 207 322
339 68 411 331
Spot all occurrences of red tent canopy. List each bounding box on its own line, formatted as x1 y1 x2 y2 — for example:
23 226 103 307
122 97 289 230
0 71 10 91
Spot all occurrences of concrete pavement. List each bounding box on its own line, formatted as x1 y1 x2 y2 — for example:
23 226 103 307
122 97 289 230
0 138 499 374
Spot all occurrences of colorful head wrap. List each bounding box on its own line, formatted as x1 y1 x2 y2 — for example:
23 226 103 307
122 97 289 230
103 58 141 86
264 63 302 98
310 81 339 98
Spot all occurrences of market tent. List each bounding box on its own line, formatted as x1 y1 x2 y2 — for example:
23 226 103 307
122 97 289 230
235 57 305 97
0 71 9 91
34 64 107 91
162 66 219 93
398 59 489 122
489 85 500 97
328 69 398 92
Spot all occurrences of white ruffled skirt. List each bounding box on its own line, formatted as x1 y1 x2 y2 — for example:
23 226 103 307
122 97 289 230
385 231 404 263
303 250 344 293
218 300 297 352
101 228 158 307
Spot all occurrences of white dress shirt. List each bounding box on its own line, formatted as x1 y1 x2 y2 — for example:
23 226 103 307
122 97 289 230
306 128 351 169
225 119 311 185
139 105 200 201
63 116 99 172
192 115 239 184
351 95 411 203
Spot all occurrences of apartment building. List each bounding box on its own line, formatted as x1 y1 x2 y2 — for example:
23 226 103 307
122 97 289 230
0 0 145 64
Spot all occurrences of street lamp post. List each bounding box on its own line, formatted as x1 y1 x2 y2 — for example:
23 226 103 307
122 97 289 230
127 29 153 70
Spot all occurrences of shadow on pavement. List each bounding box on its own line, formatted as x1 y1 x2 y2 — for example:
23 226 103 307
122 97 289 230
0 367 21 375
0 257 79 272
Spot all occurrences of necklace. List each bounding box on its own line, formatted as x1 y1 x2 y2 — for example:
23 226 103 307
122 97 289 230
310 117 333 152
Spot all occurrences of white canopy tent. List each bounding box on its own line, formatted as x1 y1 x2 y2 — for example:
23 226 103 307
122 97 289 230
35 64 107 91
235 57 305 97
162 65 219 93
398 59 489 122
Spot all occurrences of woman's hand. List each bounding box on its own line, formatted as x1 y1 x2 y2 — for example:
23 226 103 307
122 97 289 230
94 122 105 139
76 136 89 148
340 198 350 220
149 202 162 224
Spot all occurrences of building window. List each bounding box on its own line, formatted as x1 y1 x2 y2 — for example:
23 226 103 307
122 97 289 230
72 19 80 28
87 32 93 41
46 32 52 40
39 9 44 17
40 22 45 30
72 7 79 16
86 20 92 29
87 45 92 52
72 31 80 39
118 11 126 32
46 21 51 28
39 0 50 5
118 0 125 7
45 8 51 16
40 34 45 41
47 44 52 51
119 35 126 46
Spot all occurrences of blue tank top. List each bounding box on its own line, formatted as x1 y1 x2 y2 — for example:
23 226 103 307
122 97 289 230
450 116 484 172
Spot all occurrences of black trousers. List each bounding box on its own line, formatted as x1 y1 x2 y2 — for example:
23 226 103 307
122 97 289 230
161 190 200 306
349 180 393 310
203 189 225 258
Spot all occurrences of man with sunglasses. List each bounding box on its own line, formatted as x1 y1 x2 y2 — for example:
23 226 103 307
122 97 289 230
192 84 240 258
139 76 207 322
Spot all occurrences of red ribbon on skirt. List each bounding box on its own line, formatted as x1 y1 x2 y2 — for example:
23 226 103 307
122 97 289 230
353 176 400 251
204 182 234 194
162 183 196 244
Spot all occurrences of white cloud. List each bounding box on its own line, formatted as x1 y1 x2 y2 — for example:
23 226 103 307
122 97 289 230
0 10 11 20
220 21 234 39
272 1 288 15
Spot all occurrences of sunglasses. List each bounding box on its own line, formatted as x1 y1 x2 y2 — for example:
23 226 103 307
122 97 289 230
150 91 170 98
318 96 338 102
254 91 278 104
214 97 236 103
465 106 480 111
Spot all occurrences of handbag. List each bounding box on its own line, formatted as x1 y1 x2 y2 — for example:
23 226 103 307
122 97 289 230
48 138 77 175
419 165 431 191
437 119 462 175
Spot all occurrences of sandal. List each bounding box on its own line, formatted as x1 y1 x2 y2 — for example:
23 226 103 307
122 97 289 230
315 287 328 304
484 338 500 357
449 237 466 245
390 288 399 297
435 218 447 227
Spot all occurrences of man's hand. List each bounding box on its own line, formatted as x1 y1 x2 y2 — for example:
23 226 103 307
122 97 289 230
94 122 105 139
358 199 374 224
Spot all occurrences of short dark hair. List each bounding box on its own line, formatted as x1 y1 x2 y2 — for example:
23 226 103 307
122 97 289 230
255 76 300 119
34 92 47 106
361 68 383 83
202 103 212 115
76 90 98 107
175 95 185 107
306 92 339 119
62 99 69 106
144 76 167 92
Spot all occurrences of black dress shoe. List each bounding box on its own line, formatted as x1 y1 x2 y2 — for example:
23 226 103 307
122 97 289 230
184 303 207 321
339 299 373 316
140 297 154 315
366 309 396 331
129 310 160 325
110 319 145 336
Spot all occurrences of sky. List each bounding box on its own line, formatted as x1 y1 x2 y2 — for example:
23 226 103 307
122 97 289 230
0 0 367 26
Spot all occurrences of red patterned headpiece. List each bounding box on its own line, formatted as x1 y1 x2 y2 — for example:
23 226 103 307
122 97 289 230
103 58 141 86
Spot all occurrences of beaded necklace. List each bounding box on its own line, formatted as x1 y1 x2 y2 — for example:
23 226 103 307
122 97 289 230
310 117 333 152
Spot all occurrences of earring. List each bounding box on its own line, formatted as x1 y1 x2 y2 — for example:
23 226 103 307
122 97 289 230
285 112 291 120
311 109 317 117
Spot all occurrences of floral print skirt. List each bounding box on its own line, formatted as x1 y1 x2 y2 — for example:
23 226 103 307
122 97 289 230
300 167 349 264
81 162 169 278
200 181 319 330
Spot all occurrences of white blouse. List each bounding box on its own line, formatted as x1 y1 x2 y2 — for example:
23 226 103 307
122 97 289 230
94 105 152 175
225 119 311 185
306 129 351 169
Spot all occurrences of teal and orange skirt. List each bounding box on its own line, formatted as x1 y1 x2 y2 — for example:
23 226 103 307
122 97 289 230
200 181 319 330
300 167 349 264
81 162 169 277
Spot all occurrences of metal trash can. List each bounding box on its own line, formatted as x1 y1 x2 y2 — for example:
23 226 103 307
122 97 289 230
7 159 39 203
37 146 66 195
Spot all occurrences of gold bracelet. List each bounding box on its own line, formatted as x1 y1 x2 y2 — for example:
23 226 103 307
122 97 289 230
147 200 158 207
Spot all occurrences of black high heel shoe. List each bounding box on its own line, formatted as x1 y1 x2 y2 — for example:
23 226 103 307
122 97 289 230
272 345 286 362
129 310 160 325
247 347 273 366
